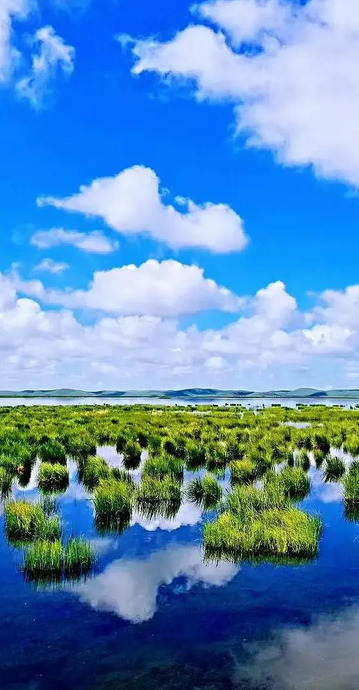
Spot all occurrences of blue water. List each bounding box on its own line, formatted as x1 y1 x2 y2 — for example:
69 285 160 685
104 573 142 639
1 449 359 689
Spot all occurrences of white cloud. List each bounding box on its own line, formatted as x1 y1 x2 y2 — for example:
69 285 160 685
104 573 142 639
14 259 242 317
70 545 239 623
129 0 359 188
31 228 119 254
0 0 31 82
37 165 248 253
16 25 74 107
4 269 359 389
34 258 69 274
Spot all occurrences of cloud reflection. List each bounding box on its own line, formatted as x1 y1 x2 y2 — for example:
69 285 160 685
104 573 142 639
70 545 239 623
237 604 359 690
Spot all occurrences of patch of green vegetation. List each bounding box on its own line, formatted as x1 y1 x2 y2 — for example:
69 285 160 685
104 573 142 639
4 500 61 545
64 537 94 575
23 540 63 580
136 475 182 504
94 479 133 530
79 455 110 490
344 461 359 504
38 463 69 493
38 440 67 465
323 456 346 482
187 474 222 509
230 459 257 484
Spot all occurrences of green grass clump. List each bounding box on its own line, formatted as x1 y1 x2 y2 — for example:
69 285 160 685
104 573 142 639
4 500 61 544
64 537 94 575
187 475 222 509
23 540 63 580
143 454 183 481
38 440 67 465
323 456 346 482
136 475 182 504
0 467 13 497
230 459 257 484
79 455 110 490
204 507 322 562
38 463 69 493
274 467 311 500
94 479 133 523
344 461 359 504
122 440 142 469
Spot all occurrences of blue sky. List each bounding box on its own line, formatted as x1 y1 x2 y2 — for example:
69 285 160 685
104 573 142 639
0 0 359 390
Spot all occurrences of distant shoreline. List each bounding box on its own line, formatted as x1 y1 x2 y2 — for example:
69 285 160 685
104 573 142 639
1 389 359 400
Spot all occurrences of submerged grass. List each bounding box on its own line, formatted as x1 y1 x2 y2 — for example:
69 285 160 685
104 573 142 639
64 538 94 575
23 540 63 580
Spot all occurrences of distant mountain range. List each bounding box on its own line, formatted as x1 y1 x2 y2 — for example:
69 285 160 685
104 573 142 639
1 387 359 399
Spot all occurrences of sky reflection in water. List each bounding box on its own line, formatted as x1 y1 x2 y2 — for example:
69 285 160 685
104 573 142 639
2 435 359 689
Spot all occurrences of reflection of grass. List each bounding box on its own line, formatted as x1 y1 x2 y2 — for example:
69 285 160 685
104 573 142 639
323 456 345 482
38 463 69 493
187 475 222 509
4 500 61 545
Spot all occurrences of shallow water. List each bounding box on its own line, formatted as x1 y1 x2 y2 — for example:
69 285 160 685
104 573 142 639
2 443 359 689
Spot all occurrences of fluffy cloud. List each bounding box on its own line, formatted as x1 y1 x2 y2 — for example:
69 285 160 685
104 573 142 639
70 545 239 623
14 259 241 316
34 258 69 274
3 269 359 390
0 0 30 82
37 165 248 253
129 0 359 188
16 25 75 107
31 228 119 254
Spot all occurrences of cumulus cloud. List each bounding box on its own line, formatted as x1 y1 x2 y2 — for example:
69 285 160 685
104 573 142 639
70 545 239 623
13 259 242 317
31 228 119 254
16 25 74 107
129 0 359 188
3 269 359 389
37 165 248 253
34 258 69 274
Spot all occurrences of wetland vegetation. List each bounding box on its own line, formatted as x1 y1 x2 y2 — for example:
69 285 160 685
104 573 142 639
0 401 359 585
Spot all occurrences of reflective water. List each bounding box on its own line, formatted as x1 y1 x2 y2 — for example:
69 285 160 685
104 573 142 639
2 444 359 689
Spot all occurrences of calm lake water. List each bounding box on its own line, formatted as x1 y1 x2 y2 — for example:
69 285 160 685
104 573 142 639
1 404 359 689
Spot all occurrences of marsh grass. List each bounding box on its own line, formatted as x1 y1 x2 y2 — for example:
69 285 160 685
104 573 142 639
230 459 257 485
79 455 110 490
38 440 67 465
136 475 182 505
4 500 61 545
143 454 184 481
94 479 133 528
187 475 222 509
268 467 311 500
38 463 69 493
343 461 359 504
64 538 94 575
23 540 63 580
323 456 346 482
204 508 322 562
